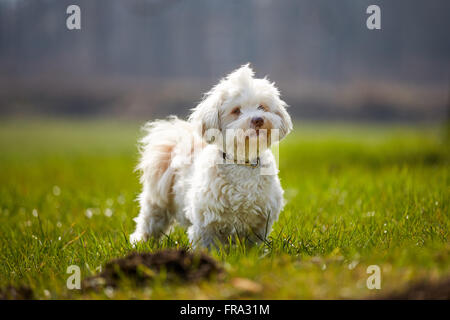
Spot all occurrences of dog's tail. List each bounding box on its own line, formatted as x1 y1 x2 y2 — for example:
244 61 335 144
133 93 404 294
136 116 200 207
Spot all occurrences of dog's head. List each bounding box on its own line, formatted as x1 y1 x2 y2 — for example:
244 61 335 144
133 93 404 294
189 64 292 159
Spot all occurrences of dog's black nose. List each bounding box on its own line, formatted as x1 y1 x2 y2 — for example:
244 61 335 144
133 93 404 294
251 117 264 128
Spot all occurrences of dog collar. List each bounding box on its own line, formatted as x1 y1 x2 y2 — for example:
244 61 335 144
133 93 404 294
222 152 260 168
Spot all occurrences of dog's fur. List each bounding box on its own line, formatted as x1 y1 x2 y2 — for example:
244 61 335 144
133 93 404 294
130 65 292 248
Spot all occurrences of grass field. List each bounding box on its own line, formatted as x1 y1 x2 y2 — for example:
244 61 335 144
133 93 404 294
0 118 448 299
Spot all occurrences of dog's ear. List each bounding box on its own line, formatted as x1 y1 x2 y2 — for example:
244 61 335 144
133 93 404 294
277 100 293 140
189 87 224 135
190 64 255 135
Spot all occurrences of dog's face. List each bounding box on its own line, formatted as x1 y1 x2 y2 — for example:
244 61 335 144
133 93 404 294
189 65 292 158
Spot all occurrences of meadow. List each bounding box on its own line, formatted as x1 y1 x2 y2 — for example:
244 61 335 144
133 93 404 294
0 118 448 299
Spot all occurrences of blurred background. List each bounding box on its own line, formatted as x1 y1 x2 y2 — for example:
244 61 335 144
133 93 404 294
0 0 449 122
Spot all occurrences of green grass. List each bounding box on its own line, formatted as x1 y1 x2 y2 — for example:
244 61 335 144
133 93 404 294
0 118 448 299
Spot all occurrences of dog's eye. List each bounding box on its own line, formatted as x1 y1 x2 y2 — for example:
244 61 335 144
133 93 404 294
231 107 241 115
258 104 268 111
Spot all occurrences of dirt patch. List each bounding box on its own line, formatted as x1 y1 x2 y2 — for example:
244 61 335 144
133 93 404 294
83 249 223 290
0 285 34 300
374 277 450 300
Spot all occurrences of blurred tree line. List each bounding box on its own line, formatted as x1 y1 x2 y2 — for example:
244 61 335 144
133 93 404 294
0 0 448 121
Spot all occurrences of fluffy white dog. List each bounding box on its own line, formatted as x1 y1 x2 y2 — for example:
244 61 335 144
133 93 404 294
130 64 292 248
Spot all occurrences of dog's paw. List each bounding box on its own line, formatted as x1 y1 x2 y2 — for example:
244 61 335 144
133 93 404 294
129 232 146 247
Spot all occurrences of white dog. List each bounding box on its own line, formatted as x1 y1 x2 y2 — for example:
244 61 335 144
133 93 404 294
130 64 292 248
